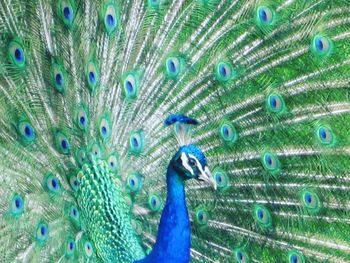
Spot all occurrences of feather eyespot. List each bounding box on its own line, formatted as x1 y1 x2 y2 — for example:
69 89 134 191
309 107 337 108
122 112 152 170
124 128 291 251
267 93 285 113
126 172 142 193
90 142 102 158
107 153 119 173
36 222 49 244
148 0 160 8
86 61 99 91
59 0 75 27
148 194 162 212
287 250 305 263
84 241 94 258
66 239 75 256
219 121 238 143
99 115 111 141
166 56 183 78
261 152 280 174
312 35 332 57
129 130 145 155
123 73 139 99
18 120 36 144
253 205 272 228
300 189 321 213
316 125 334 145
51 63 66 93
76 105 89 131
69 205 79 221
233 249 248 263
45 173 61 194
8 39 26 68
213 168 229 190
75 148 86 167
11 194 24 217
55 131 70 154
103 3 118 35
215 62 235 82
257 6 274 25
195 209 209 226
69 175 79 191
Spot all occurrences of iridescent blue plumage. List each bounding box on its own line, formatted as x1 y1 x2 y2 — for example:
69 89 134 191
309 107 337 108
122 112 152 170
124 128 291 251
136 119 214 263
136 164 191 263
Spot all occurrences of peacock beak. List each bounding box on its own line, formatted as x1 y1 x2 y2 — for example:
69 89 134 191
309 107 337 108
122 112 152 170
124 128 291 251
198 166 217 190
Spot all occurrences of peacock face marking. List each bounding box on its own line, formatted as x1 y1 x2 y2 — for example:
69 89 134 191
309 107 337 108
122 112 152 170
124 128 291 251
173 144 216 189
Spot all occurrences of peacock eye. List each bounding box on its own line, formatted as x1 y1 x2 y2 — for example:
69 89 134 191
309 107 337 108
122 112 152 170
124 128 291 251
11 194 24 217
66 239 75 257
257 6 274 25
188 158 196 166
8 39 26 68
312 35 332 57
287 250 305 263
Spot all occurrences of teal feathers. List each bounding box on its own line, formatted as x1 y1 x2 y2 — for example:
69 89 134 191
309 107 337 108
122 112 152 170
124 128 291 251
0 0 350 262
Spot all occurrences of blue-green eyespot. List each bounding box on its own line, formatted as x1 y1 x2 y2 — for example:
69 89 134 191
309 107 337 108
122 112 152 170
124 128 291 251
102 3 118 35
311 35 332 57
90 142 102 158
233 248 249 263
84 241 94 258
17 120 36 145
261 152 280 174
253 205 272 228
123 73 139 100
59 0 75 27
300 189 321 213
129 130 145 155
148 0 160 8
55 131 71 154
86 61 99 91
44 173 61 194
107 152 119 173
215 62 235 82
126 172 143 193
8 39 26 68
195 208 209 226
148 194 162 212
219 121 238 143
266 93 286 113
316 125 334 146
66 239 75 257
213 167 229 190
69 174 79 191
287 250 305 263
10 194 25 217
256 6 274 26
69 205 80 222
166 56 184 78
35 221 49 244
51 63 67 93
99 113 112 141
76 105 89 131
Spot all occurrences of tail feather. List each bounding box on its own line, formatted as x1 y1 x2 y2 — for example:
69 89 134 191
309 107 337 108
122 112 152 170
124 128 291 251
1 0 350 262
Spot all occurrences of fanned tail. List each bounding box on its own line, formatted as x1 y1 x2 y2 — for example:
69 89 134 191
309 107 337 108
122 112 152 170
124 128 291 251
0 0 350 263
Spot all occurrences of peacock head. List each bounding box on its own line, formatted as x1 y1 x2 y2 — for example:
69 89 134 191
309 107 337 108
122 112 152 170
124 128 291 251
171 144 216 189
165 114 216 189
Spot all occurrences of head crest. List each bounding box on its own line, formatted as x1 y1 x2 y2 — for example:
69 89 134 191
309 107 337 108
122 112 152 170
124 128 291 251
164 114 199 146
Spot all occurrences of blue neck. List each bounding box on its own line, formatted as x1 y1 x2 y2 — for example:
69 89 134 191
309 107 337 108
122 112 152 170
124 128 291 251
136 164 191 263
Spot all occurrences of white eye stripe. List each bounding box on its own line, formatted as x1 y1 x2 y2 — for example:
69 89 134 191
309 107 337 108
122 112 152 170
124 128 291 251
181 153 194 175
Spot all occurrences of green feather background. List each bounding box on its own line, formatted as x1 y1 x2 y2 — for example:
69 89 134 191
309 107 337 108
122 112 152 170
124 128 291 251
0 0 350 262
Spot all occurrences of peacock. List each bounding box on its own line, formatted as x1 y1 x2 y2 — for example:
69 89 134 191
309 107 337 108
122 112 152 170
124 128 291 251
0 0 350 262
